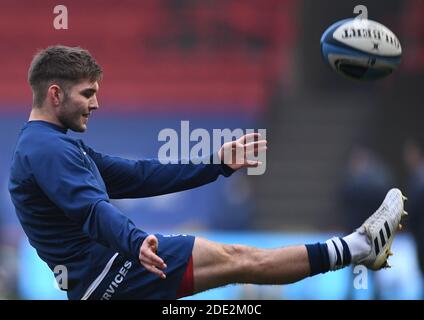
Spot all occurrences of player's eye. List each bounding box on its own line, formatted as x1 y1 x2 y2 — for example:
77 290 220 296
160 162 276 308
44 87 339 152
82 91 94 98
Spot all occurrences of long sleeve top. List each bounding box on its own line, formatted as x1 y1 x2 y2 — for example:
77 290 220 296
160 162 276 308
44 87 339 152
8 120 234 299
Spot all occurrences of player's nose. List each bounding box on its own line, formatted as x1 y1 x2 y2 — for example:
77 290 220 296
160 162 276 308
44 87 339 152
89 104 99 111
89 95 99 111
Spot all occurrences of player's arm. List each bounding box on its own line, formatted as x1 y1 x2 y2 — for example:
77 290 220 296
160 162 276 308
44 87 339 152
29 141 165 276
84 133 266 199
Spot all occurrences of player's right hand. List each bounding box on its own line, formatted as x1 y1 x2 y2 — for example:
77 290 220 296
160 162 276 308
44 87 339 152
139 234 167 279
218 132 267 171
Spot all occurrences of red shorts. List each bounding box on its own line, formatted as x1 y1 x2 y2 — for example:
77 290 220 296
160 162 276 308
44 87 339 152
176 255 194 298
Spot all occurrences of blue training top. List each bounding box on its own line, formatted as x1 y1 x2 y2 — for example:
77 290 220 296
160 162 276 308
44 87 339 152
8 120 234 299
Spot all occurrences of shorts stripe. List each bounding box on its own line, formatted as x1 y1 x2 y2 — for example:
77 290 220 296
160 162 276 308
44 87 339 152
81 253 119 300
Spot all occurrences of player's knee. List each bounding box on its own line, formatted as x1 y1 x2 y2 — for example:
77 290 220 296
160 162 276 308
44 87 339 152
221 244 262 279
222 244 250 266
194 238 254 274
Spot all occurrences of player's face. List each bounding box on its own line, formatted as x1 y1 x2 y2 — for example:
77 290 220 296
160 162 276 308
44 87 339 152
57 80 99 132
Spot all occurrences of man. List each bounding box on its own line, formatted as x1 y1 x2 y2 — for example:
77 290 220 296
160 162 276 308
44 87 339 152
9 46 407 300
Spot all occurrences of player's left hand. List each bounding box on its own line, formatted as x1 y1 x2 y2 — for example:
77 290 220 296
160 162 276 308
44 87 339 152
218 133 267 171
139 234 167 279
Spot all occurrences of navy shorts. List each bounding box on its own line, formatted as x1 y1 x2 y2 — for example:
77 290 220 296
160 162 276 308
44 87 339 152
87 234 195 300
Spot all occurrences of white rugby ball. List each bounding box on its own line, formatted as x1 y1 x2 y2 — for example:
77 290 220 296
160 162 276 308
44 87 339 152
321 18 402 80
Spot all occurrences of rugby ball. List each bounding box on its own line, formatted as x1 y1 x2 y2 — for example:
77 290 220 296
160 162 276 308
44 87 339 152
321 18 402 80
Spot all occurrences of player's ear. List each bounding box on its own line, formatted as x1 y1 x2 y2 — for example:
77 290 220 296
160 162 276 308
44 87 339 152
47 84 62 106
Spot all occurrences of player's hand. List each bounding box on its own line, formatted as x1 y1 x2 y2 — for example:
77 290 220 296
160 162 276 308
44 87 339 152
139 234 167 279
218 133 267 171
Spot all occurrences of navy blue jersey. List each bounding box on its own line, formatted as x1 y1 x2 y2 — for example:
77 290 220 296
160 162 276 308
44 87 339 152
8 120 234 299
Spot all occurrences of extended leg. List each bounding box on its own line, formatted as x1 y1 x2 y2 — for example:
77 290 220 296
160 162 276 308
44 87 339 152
190 188 407 295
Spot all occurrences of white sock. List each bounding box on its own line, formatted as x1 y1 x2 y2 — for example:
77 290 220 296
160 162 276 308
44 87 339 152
342 231 371 263
325 237 347 270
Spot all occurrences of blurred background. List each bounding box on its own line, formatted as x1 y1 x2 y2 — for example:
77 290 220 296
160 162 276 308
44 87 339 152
0 0 423 299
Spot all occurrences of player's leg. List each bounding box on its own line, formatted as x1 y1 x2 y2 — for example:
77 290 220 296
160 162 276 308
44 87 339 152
190 188 407 295
192 237 310 293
